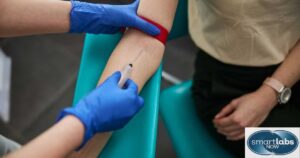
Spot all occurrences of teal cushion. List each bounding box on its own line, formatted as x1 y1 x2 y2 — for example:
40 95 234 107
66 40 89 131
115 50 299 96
72 0 190 156
73 33 161 158
168 0 188 40
160 81 233 158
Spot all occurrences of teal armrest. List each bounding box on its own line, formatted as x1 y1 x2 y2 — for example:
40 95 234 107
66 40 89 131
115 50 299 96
168 0 188 40
160 81 233 158
72 0 188 157
73 33 161 158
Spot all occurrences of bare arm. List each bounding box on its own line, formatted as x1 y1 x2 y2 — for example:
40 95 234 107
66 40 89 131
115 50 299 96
270 40 300 87
214 40 300 140
0 0 71 37
69 0 178 157
252 40 300 105
99 0 177 88
5 116 84 158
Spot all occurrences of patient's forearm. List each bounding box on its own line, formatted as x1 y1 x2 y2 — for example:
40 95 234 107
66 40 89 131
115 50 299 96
99 29 164 90
69 0 178 157
99 0 177 89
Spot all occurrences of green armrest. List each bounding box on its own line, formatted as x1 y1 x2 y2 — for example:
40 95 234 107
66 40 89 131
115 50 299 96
160 81 233 158
73 33 162 158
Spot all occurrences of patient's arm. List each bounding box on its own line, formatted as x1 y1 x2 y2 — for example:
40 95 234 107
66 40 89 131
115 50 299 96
99 0 177 89
68 0 178 157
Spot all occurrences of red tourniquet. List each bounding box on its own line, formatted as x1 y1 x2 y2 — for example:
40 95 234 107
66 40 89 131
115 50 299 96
139 16 169 44
120 16 169 44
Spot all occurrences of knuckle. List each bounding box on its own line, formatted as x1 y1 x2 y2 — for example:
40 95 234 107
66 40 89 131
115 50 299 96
239 122 247 127
228 132 236 137
138 101 144 108
129 93 137 100
230 99 239 106
126 110 136 118
217 129 223 134
232 116 241 125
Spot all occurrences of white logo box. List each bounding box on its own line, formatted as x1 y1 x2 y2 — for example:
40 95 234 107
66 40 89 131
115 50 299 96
245 127 300 158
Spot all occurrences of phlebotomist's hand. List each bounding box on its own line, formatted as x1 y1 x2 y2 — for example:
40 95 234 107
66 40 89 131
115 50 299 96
57 71 144 147
69 0 160 35
213 84 278 141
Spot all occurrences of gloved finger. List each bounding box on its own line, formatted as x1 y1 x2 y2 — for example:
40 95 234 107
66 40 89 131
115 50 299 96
129 0 140 10
124 79 138 94
105 71 121 84
129 96 144 116
137 96 144 108
133 17 160 36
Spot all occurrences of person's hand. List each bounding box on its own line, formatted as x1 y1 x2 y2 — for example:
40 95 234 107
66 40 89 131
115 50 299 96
213 85 278 141
57 71 144 147
69 0 160 35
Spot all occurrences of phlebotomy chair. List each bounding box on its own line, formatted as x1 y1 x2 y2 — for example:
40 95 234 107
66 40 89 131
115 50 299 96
158 0 233 157
159 81 234 158
73 32 161 158
73 0 232 157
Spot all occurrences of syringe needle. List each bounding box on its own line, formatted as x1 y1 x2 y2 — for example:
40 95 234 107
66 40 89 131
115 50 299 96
118 64 133 88
131 49 144 64
118 49 144 88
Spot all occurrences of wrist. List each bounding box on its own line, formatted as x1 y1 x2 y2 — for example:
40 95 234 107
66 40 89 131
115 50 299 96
57 104 94 149
60 115 85 148
257 84 278 108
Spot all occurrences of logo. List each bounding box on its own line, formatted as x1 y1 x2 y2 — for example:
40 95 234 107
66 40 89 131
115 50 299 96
247 130 299 156
245 128 300 158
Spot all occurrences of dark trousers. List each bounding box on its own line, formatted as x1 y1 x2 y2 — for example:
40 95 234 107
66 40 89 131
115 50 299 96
191 50 300 157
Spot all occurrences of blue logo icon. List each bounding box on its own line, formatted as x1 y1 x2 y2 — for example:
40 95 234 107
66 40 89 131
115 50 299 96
247 130 299 155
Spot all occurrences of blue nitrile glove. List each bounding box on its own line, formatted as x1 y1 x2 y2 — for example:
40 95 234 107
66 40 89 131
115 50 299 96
57 71 144 147
69 0 160 35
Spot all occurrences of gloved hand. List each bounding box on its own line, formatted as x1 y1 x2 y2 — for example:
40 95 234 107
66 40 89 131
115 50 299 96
57 71 144 147
69 0 160 35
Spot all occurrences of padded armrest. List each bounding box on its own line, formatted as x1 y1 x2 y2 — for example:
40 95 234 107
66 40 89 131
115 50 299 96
72 0 189 157
73 33 161 158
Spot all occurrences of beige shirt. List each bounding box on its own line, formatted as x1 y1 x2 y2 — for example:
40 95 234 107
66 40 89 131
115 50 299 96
189 0 300 66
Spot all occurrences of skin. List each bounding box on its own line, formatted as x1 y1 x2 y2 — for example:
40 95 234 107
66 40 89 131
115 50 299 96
213 40 300 141
69 0 178 157
0 1 84 157
1 0 177 157
5 116 84 158
2 0 298 153
0 0 71 37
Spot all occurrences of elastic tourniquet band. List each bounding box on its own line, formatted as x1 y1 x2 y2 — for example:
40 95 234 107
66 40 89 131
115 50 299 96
139 16 169 45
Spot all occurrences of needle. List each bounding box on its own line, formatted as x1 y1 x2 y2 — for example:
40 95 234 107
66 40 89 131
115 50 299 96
131 49 144 64
118 49 144 88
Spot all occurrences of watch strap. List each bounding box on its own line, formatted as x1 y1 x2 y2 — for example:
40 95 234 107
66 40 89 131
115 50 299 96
263 77 284 93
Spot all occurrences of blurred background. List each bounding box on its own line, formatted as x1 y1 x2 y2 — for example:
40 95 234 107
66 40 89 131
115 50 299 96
0 0 198 157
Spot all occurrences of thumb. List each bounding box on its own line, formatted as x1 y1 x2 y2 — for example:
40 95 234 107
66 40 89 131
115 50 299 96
130 0 140 10
215 100 238 119
133 17 160 36
124 79 139 94
105 71 121 84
